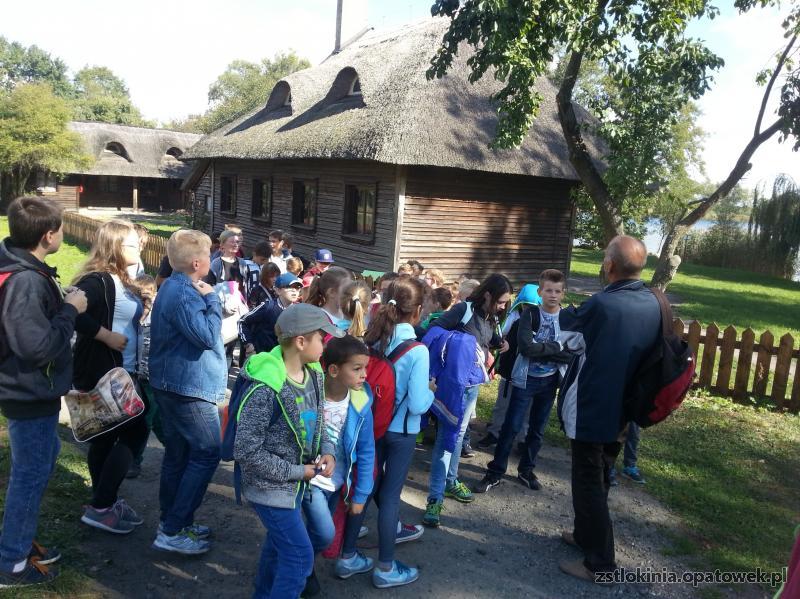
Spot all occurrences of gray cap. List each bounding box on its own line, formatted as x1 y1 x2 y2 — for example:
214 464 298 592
275 303 346 341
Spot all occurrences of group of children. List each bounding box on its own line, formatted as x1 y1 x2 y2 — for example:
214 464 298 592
0 196 644 597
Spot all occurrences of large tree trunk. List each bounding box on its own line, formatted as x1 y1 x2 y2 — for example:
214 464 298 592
556 49 625 246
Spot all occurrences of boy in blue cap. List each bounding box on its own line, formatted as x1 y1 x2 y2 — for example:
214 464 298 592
240 273 303 357
301 249 334 287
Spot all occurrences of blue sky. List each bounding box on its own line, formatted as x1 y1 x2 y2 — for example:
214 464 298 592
2 0 796 189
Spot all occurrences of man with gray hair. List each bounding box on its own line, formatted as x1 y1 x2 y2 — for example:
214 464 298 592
556 235 661 582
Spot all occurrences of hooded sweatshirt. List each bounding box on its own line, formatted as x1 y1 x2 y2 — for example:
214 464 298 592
0 239 78 418
233 346 334 509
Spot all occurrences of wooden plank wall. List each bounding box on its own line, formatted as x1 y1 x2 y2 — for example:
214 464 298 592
205 159 398 274
37 185 79 210
399 166 576 284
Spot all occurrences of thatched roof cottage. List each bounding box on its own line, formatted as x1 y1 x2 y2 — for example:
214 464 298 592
181 17 593 282
59 122 201 211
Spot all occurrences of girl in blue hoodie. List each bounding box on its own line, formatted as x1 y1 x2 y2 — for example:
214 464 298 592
336 277 434 589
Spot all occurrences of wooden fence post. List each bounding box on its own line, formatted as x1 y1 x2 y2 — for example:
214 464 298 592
734 328 755 402
715 325 737 396
753 331 774 398
698 323 719 387
673 318 685 337
687 321 702 378
772 334 794 409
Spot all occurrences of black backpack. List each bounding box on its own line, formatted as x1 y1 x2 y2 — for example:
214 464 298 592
623 289 695 428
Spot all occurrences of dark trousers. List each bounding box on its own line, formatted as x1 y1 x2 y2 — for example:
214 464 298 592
570 438 622 573
87 406 149 509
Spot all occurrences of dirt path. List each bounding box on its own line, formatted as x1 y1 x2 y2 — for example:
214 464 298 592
62 419 765 599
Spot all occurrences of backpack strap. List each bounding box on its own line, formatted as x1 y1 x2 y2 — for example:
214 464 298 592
649 288 675 337
459 301 474 327
386 339 423 435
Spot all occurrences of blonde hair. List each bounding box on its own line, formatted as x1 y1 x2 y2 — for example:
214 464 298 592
167 229 211 272
397 263 413 275
340 280 371 338
286 257 303 275
218 229 239 245
458 278 480 301
424 268 445 288
135 274 157 318
73 219 137 288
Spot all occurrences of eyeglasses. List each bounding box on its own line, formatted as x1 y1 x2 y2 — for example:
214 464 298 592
122 243 140 250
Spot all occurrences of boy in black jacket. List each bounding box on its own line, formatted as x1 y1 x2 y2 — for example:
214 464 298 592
0 197 87 587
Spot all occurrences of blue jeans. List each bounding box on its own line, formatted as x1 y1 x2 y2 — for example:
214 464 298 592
251 501 314 599
428 384 480 501
341 431 417 563
488 374 557 476
155 390 221 535
0 414 60 571
300 485 335 555
623 422 640 468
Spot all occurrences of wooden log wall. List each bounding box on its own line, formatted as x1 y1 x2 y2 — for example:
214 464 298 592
398 166 576 284
36 185 80 210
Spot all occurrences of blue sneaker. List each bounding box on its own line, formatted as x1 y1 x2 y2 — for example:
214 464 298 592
335 552 374 579
152 529 210 555
608 467 619 487
622 466 646 484
158 521 211 540
372 560 419 588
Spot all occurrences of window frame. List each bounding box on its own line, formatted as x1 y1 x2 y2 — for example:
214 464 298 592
291 179 318 231
219 174 237 215
251 177 273 223
341 182 377 244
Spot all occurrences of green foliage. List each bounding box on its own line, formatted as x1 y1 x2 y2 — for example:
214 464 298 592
71 66 153 126
748 175 800 277
0 36 72 97
0 83 92 207
198 51 311 133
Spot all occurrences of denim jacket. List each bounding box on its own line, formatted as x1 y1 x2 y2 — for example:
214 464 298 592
148 271 227 403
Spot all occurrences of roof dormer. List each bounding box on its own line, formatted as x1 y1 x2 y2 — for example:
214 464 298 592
266 81 293 112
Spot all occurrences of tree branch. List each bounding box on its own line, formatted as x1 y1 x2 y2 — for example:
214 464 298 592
755 34 796 136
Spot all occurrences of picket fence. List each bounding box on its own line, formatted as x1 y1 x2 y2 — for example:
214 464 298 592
62 211 167 273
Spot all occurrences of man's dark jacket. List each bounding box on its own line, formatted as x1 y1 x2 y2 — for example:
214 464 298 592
0 239 78 419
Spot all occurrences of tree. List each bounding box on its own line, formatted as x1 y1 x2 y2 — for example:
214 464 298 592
200 51 311 133
0 36 72 97
429 0 800 290
71 66 153 126
0 83 92 208
748 175 800 278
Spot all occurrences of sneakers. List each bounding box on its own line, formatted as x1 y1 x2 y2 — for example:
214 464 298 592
444 479 474 503
0 558 58 588
476 432 498 448
622 466 646 484
517 470 541 491
152 528 210 555
608 467 619 487
396 522 424 544
460 442 476 458
29 541 61 565
115 498 143 526
158 521 211 540
335 551 374 579
372 560 419 588
81 503 135 534
472 472 502 494
358 525 369 539
422 499 444 527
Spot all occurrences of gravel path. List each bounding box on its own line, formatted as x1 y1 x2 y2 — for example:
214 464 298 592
65 419 765 599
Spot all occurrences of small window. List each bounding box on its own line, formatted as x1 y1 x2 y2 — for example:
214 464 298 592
343 184 377 240
220 175 236 214
348 77 361 96
252 178 272 222
165 147 183 158
104 142 129 160
292 180 318 230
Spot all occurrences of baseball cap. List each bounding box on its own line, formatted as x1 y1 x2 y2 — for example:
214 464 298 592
275 303 346 341
314 249 334 263
275 273 303 288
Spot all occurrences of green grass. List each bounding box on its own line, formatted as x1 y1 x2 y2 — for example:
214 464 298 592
0 418 100 598
570 247 800 339
0 217 89 285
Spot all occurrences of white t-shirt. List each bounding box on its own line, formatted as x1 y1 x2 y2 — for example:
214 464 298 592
324 391 350 490
269 255 288 274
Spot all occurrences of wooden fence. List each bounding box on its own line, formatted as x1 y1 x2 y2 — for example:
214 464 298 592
62 211 167 273
675 319 799 412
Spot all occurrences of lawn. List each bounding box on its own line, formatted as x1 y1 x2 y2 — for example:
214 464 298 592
570 247 800 339
0 217 89 285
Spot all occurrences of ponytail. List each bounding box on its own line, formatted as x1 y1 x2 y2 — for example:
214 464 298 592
364 276 425 354
341 280 371 338
306 266 351 307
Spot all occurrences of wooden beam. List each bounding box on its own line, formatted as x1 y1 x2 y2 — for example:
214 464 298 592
132 177 139 212
391 165 407 271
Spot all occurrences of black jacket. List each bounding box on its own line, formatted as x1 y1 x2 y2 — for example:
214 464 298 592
0 239 78 419
73 272 122 391
430 301 502 353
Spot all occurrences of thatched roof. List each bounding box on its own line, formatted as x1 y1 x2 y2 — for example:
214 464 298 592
69 122 202 179
182 18 604 180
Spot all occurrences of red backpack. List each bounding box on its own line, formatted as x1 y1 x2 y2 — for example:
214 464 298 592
624 289 695 427
366 339 422 439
